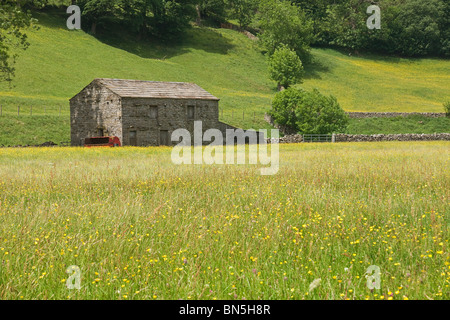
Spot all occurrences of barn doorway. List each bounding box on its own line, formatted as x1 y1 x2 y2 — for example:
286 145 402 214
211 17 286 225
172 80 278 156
160 130 169 146
129 130 137 146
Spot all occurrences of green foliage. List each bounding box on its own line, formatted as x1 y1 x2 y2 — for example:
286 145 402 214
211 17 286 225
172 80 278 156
77 0 117 34
320 0 368 51
444 102 450 118
388 0 446 56
76 0 197 39
0 0 36 84
270 87 348 134
150 0 197 40
228 0 257 28
198 0 228 25
313 0 449 57
253 0 314 62
268 45 304 89
269 87 303 130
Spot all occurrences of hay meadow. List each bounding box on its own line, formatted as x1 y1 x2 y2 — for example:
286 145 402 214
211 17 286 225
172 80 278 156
0 142 448 300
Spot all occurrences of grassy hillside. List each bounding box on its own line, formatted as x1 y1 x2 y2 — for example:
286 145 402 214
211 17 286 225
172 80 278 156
0 9 449 145
301 49 450 113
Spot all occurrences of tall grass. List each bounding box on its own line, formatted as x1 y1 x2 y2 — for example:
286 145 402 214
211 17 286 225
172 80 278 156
0 142 448 300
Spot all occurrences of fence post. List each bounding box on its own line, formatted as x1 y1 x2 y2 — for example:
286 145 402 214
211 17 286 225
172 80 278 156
332 133 336 143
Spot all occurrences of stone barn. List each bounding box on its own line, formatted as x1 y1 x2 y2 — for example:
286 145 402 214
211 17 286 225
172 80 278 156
70 78 236 147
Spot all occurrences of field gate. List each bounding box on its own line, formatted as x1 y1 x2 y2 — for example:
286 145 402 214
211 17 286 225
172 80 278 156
303 134 336 143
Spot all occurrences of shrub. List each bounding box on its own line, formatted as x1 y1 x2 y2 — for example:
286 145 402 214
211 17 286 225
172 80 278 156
270 87 348 134
444 101 450 117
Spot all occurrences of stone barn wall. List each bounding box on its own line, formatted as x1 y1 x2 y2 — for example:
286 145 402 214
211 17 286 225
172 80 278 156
70 82 123 146
121 97 221 146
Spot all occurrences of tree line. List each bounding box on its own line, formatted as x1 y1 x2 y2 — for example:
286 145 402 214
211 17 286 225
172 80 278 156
1 0 449 85
63 0 449 58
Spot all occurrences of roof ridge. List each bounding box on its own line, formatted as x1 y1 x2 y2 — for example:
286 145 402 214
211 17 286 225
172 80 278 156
96 78 197 85
90 78 219 101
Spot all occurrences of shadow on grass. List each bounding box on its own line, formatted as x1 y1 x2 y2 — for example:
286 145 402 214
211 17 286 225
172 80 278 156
314 45 431 64
303 57 330 80
34 8 235 60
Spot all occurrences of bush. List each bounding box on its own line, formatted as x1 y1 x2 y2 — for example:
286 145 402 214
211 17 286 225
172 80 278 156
444 101 450 117
269 88 349 134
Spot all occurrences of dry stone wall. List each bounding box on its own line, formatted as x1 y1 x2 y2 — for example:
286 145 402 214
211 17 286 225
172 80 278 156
266 133 450 144
334 133 450 142
346 112 446 118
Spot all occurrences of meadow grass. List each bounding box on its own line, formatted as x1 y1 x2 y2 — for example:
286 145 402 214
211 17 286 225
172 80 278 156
0 142 448 300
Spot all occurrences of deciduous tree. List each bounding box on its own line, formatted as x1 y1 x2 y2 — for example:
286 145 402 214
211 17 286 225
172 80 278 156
0 0 36 84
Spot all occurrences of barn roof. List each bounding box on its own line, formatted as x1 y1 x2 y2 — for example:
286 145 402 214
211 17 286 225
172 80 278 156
93 78 220 101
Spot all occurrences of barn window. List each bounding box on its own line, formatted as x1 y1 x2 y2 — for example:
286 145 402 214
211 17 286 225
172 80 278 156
97 128 104 137
150 106 158 119
187 106 195 119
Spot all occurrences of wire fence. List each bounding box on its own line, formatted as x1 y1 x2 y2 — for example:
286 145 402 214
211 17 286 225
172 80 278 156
0 105 70 117
219 109 266 123
0 106 267 124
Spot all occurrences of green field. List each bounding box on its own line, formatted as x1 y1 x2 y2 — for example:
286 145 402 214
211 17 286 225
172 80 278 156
346 115 450 135
0 142 448 300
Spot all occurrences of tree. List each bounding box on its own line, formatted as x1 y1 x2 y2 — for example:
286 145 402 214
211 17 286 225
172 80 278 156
390 0 446 56
197 0 228 25
268 45 304 90
228 0 257 29
151 0 197 40
253 0 314 62
77 0 118 34
0 0 36 84
315 0 449 57
321 0 369 52
116 0 197 40
270 88 348 134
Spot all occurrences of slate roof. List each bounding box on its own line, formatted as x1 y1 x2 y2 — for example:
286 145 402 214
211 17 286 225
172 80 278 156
92 78 220 101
